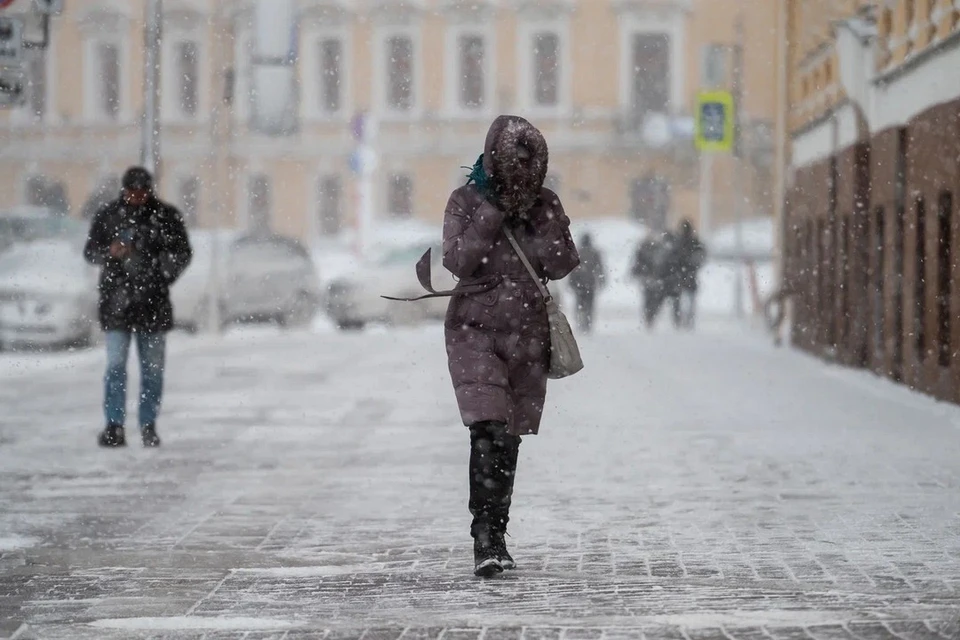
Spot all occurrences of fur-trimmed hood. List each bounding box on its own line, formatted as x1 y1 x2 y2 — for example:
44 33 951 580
481 115 549 216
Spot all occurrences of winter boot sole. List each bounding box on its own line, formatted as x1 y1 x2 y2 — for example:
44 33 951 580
500 558 517 570
474 557 504 577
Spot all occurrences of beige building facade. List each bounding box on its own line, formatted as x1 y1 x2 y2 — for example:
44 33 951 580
0 0 780 244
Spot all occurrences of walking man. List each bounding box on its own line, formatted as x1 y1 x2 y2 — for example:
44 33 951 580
84 167 192 448
569 232 606 333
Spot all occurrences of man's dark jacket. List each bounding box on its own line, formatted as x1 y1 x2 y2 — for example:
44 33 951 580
83 196 192 332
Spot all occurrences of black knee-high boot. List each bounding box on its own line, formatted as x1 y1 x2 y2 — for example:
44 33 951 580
469 421 521 575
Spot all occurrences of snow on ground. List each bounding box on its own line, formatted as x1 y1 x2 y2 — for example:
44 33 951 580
2 319 960 638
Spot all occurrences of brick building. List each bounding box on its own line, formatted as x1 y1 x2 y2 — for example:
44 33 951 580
785 0 960 400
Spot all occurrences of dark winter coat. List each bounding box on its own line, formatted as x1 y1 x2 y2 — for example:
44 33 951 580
674 231 706 292
443 116 580 436
83 196 192 333
569 242 605 298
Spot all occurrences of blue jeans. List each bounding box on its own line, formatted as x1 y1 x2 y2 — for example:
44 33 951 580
104 331 166 429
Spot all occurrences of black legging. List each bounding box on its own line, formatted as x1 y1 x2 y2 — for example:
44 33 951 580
468 421 521 539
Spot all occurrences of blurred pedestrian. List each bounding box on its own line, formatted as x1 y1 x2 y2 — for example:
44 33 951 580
83 167 192 448
441 116 580 576
631 232 678 329
568 232 605 333
673 219 706 329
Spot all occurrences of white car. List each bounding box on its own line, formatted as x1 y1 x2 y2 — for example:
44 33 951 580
172 233 323 332
0 240 100 350
324 243 565 330
326 243 454 330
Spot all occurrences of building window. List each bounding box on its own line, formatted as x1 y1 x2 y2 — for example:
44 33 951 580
97 41 121 119
459 34 485 110
178 176 200 227
25 52 46 120
937 192 953 367
388 173 413 218
915 197 927 358
317 175 342 235
177 41 199 117
874 206 886 357
386 35 414 112
248 174 272 235
630 33 670 114
317 38 342 114
629 175 670 231
533 31 560 107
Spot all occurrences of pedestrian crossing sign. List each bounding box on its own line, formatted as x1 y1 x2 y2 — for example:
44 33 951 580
695 91 734 152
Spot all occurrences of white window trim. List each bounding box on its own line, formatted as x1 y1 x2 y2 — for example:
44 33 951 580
82 35 131 125
618 12 686 114
162 35 207 124
443 23 496 119
516 17 572 117
301 26 352 122
373 24 423 121
11 48 56 127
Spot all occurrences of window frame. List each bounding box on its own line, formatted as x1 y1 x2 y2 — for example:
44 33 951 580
83 35 130 124
162 35 205 123
302 26 352 122
517 17 571 116
245 172 273 235
618 12 685 115
444 23 495 119
315 173 344 237
12 48 55 126
374 24 422 120
386 172 414 219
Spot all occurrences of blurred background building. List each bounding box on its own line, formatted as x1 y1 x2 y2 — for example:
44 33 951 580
0 0 781 244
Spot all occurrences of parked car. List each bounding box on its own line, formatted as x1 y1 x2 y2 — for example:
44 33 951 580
172 233 322 332
325 243 452 330
0 239 99 350
325 243 565 330
0 207 86 254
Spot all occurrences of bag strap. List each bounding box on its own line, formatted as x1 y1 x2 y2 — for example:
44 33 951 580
381 248 500 301
503 227 552 302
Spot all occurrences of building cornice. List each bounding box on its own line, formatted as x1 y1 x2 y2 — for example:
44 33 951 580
300 0 354 28
610 0 693 16
437 0 496 24
364 0 426 25
74 1 133 33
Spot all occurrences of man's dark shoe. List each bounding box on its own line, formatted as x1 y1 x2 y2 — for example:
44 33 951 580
98 424 126 448
141 424 161 448
491 532 516 570
474 534 504 577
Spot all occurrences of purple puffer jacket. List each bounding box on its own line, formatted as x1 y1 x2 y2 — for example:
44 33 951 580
443 116 580 436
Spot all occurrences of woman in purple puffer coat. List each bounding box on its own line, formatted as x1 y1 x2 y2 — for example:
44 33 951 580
442 115 580 576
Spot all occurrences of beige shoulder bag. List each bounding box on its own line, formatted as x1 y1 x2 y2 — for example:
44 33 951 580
503 228 584 380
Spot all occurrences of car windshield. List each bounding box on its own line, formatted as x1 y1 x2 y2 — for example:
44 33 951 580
378 245 433 266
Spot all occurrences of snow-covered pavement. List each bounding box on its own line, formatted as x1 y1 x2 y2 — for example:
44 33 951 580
2 323 960 639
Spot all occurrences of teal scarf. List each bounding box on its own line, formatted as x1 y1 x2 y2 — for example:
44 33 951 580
463 154 492 198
